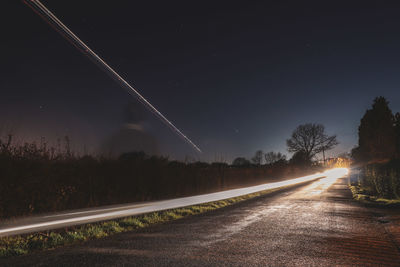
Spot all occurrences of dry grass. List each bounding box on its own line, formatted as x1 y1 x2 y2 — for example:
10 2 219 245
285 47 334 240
349 185 400 206
0 186 284 258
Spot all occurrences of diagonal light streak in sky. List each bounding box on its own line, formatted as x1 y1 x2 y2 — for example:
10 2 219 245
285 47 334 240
23 0 202 153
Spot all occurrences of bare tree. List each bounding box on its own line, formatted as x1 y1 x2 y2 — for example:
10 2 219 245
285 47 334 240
287 123 338 163
251 150 264 165
264 151 286 165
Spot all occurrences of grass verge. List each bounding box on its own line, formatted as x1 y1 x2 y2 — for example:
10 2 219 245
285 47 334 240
0 186 288 258
349 185 400 206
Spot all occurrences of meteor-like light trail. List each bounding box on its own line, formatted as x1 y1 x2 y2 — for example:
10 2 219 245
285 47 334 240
23 0 202 153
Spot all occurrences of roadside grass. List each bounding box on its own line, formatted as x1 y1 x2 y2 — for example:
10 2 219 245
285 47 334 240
0 186 285 258
349 185 400 206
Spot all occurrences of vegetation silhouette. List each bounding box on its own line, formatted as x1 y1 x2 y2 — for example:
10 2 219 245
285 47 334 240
287 123 338 163
251 150 264 166
264 152 286 165
289 151 312 167
352 96 397 163
231 157 251 167
0 135 318 219
352 96 400 199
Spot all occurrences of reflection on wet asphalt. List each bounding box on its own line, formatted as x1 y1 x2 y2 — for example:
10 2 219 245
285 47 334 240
2 175 400 266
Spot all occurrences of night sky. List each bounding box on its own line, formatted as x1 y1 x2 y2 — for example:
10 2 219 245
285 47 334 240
2 1 400 162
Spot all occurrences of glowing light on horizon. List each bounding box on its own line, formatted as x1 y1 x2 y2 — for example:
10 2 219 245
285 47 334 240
306 168 349 196
323 168 349 178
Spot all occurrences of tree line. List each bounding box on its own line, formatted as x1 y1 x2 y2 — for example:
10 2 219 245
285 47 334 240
233 123 338 168
0 135 319 219
0 117 340 218
351 96 400 199
352 96 400 163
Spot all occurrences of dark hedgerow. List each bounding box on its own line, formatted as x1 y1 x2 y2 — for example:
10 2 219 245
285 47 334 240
351 159 400 202
0 135 316 219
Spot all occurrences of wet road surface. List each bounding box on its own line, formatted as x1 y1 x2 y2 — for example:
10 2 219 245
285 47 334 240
3 175 400 266
0 172 324 237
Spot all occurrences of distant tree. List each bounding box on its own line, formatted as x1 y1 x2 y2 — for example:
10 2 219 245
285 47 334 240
287 123 338 162
232 157 251 167
264 151 287 165
251 150 264 165
355 96 396 162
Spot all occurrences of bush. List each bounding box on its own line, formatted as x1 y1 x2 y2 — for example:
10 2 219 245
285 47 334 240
361 159 400 199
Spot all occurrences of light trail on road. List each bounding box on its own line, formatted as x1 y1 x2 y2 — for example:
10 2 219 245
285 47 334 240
306 168 349 196
23 0 201 153
0 169 348 237
4 168 399 266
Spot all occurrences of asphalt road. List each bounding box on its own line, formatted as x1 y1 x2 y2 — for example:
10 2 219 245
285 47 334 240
3 174 400 266
0 172 324 237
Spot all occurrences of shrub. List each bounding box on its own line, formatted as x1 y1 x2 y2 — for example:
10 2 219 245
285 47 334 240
361 160 400 199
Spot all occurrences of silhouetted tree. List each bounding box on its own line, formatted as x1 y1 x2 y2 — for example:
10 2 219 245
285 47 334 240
251 150 264 165
232 157 251 167
355 97 396 162
264 151 286 165
289 150 312 167
287 123 338 162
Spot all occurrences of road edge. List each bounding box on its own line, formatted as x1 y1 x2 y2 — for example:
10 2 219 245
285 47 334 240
0 179 318 258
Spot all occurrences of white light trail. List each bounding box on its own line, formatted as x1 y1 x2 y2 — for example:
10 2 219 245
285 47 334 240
0 169 350 237
304 168 349 196
23 0 201 153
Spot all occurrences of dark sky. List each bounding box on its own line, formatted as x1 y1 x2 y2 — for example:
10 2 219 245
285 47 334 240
2 1 400 162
